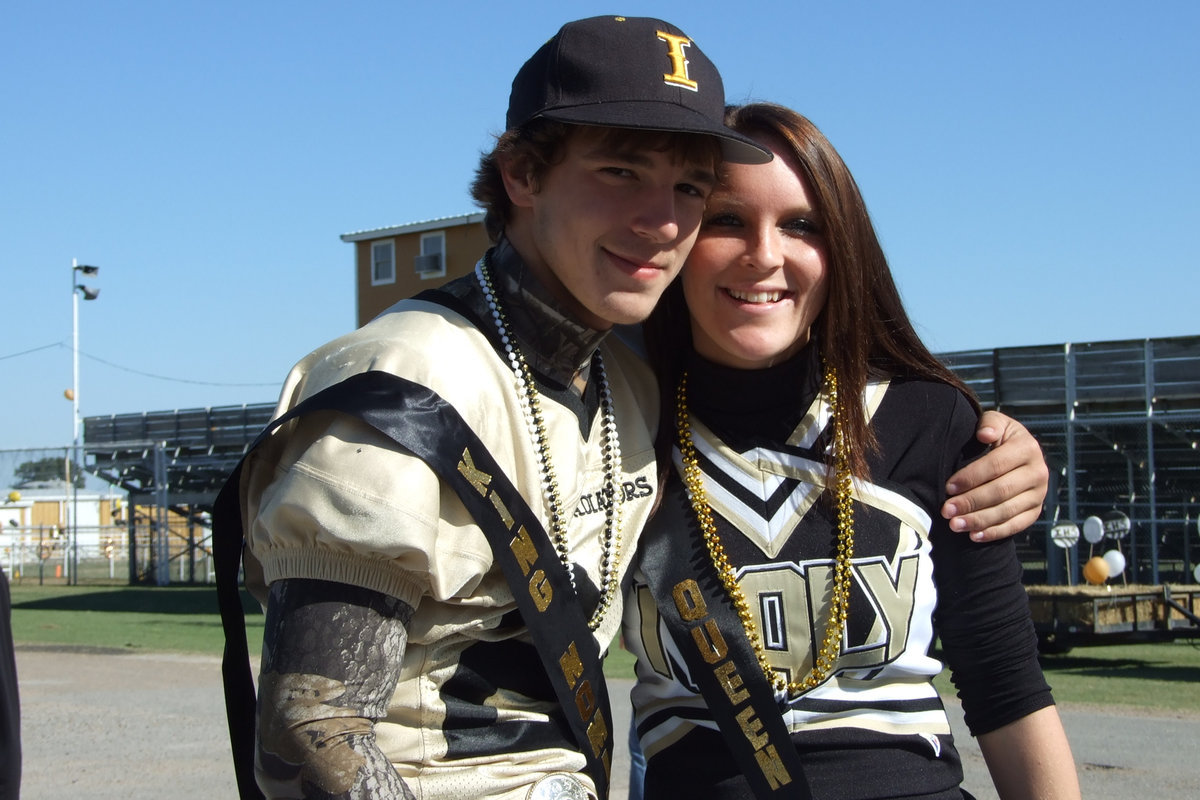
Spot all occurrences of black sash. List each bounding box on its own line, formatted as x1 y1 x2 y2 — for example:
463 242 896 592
637 486 813 799
214 370 614 799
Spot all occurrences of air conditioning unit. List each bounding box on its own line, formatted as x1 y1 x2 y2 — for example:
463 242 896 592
414 253 443 274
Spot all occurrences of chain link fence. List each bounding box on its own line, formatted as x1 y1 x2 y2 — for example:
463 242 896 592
1 446 216 586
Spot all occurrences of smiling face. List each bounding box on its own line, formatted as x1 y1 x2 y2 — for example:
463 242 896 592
682 135 829 369
502 127 718 330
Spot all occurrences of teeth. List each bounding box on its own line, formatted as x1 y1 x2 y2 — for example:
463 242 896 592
728 289 783 303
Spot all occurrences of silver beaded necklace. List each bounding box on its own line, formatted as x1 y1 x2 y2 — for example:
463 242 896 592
475 259 623 631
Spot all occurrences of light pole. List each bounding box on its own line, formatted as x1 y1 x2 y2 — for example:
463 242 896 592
71 259 100 585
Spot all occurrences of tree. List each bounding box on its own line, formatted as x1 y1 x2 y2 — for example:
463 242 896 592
14 457 85 488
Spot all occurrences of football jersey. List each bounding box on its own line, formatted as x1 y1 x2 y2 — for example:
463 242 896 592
242 244 660 799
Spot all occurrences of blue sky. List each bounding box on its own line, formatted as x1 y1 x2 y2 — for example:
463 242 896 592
2 1 1197 453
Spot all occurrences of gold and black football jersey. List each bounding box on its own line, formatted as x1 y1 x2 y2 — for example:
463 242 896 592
624 344 1052 799
243 244 661 799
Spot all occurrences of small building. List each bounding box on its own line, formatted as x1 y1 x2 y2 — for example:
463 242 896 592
0 480 125 543
341 212 488 327
0 480 127 580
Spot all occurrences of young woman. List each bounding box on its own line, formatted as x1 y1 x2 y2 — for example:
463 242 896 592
623 103 1079 800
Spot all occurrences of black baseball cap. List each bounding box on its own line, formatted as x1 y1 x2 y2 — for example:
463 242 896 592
507 16 771 165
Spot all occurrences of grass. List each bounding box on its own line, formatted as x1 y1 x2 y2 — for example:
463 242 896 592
604 643 638 680
10 582 263 656
11 583 1200 714
931 639 1200 714
1013 641 1200 712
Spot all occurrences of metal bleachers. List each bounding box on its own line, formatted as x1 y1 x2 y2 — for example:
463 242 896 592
80 335 1199 585
84 402 275 506
943 336 1200 584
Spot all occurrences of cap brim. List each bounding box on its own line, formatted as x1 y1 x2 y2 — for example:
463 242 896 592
538 101 772 165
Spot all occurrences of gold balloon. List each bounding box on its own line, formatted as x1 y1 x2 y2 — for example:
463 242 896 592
1083 555 1110 585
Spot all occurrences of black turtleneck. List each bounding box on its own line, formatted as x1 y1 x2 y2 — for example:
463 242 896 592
434 237 607 437
684 339 823 449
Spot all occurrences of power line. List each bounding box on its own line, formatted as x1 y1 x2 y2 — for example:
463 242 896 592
0 341 277 388
78 350 278 387
0 342 61 361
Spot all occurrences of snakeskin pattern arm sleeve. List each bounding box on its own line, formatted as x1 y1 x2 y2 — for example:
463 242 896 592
256 578 416 800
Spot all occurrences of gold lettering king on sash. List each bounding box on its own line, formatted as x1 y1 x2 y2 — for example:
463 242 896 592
656 31 699 91
454 432 608 782
528 569 552 612
458 447 491 495
458 447 515 527
510 527 539 577
558 641 612 780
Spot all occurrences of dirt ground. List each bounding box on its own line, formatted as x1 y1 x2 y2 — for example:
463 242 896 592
13 645 1200 799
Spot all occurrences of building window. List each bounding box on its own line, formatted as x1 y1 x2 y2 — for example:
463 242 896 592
416 231 446 279
371 240 395 285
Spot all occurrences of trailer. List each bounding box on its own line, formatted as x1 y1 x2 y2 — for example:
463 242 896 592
1027 584 1200 652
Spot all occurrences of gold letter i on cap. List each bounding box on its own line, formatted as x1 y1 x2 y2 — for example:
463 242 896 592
657 31 699 91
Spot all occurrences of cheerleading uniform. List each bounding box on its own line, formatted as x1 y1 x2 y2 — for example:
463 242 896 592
624 343 1052 799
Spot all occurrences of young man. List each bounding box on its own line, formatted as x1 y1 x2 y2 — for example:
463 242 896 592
217 16 1047 800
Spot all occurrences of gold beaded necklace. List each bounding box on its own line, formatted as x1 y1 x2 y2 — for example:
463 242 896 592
674 364 855 695
476 259 623 631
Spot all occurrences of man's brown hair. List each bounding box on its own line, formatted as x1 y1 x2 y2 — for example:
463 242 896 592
471 120 722 242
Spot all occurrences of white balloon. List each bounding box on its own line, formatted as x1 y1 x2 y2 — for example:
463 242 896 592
1194 563 1200 584
1082 516 1104 544
1102 549 1126 576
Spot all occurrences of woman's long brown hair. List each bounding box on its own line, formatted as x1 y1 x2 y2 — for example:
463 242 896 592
645 102 979 480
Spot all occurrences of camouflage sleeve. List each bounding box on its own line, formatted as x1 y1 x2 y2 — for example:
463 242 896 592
256 578 416 799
